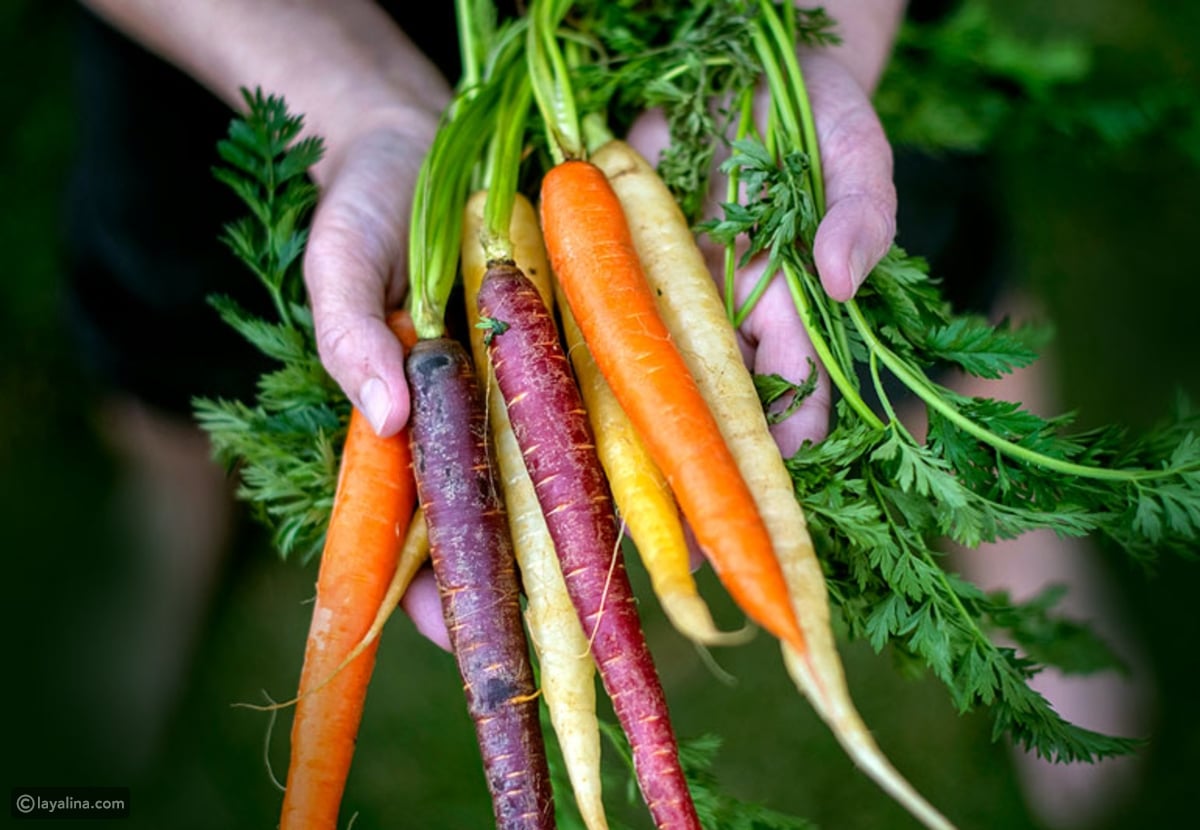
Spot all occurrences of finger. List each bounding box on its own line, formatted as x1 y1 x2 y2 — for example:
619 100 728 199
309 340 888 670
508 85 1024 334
803 54 897 301
399 567 451 652
737 263 833 456
623 106 670 162
304 135 418 437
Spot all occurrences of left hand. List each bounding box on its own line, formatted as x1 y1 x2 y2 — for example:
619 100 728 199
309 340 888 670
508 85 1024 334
625 48 897 456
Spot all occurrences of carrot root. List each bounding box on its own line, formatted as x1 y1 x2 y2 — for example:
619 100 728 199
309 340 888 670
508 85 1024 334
407 336 555 830
462 189 609 830
479 261 700 830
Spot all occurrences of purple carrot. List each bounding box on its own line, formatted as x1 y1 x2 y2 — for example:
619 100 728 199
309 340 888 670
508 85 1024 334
406 336 555 830
478 261 701 830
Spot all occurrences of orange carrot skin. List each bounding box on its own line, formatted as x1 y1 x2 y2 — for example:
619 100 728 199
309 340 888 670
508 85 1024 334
540 160 806 655
479 262 700 830
281 392 417 829
406 336 555 830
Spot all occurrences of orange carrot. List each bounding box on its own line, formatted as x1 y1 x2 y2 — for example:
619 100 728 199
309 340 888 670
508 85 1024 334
279 311 418 830
539 159 807 657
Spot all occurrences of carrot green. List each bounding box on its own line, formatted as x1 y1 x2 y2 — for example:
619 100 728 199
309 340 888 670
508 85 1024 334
564 0 1200 766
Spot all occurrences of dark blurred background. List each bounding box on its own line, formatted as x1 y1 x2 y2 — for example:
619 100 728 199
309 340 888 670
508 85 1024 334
2 2 1198 829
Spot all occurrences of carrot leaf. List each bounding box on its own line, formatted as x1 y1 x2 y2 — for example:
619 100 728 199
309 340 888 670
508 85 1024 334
546 714 817 830
581 0 1200 766
754 359 818 426
211 87 323 326
194 88 346 563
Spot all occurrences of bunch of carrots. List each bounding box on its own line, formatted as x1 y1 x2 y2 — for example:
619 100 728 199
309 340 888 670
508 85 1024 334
248 3 958 829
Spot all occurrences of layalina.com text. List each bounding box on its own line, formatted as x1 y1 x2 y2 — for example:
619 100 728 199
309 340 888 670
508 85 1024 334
11 787 129 819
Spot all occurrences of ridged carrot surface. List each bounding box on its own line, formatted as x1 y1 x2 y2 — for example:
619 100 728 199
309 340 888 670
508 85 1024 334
462 190 609 830
407 337 555 830
479 261 700 830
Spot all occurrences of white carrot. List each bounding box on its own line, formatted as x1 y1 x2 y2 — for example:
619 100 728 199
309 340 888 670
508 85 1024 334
592 138 956 830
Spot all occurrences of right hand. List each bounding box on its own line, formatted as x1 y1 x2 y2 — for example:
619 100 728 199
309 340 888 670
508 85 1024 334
303 111 442 439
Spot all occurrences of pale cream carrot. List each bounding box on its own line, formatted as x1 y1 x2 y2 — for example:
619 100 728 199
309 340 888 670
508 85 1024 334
592 138 955 830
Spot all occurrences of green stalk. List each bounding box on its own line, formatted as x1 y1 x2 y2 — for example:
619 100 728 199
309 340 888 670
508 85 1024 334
455 0 485 95
408 80 501 341
783 261 884 430
527 0 583 163
724 89 756 319
843 299 1187 483
754 0 825 211
748 19 802 148
731 260 775 330
481 40 534 262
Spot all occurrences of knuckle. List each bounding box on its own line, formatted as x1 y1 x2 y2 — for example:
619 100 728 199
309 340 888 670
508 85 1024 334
315 317 362 376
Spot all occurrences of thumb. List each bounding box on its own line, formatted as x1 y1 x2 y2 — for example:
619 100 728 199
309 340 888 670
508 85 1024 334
304 140 417 437
305 234 411 436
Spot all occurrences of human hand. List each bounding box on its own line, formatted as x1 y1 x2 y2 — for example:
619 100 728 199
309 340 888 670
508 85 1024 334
625 49 897 457
303 113 443 439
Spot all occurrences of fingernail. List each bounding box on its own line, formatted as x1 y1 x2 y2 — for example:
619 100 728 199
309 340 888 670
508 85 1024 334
848 240 873 296
359 377 392 435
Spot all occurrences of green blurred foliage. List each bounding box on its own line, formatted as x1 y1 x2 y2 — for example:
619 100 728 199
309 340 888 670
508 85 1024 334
2 1 1197 828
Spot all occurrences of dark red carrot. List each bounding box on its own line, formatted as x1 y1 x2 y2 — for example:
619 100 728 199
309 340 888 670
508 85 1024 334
478 261 700 830
406 335 555 830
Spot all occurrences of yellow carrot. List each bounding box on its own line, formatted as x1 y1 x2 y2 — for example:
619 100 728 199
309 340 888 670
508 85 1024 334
555 290 752 648
592 138 955 830
462 189 608 830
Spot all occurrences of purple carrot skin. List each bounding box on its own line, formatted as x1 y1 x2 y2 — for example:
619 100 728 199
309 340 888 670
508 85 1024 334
478 262 700 830
406 337 555 830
